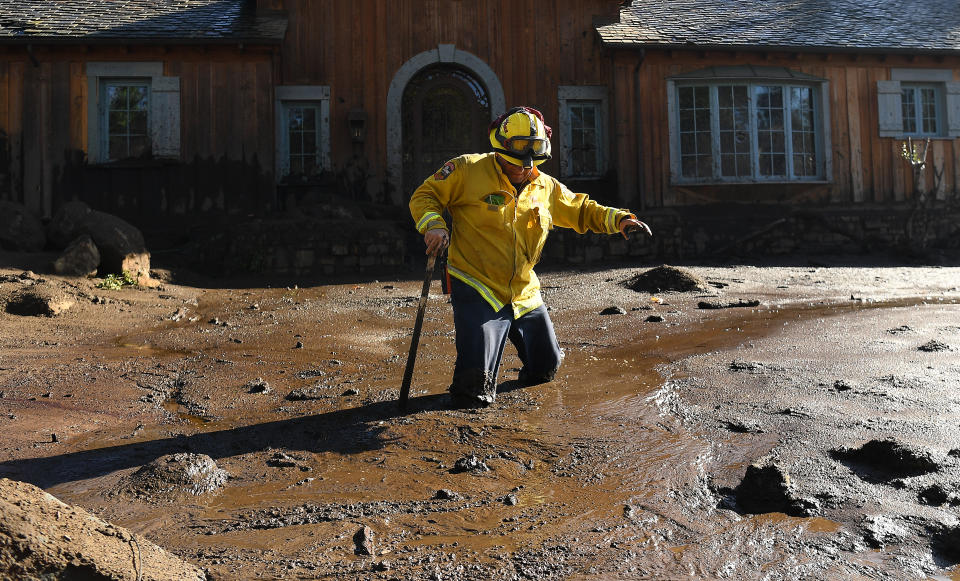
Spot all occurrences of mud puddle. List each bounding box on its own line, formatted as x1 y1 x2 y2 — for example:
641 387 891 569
2 264 960 580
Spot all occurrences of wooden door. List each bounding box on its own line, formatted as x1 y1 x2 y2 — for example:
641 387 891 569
402 65 490 196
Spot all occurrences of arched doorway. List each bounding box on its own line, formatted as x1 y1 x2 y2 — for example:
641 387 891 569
401 65 491 196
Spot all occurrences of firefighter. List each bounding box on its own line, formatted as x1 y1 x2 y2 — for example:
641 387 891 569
409 106 651 407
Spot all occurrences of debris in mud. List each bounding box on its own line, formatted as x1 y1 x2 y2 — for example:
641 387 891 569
861 515 908 549
5 288 75 317
113 453 229 501
732 461 818 517
887 325 915 335
0 478 207 580
295 368 326 379
918 340 951 352
932 524 960 564
353 526 375 556
831 439 940 481
434 489 461 501
832 380 854 392
623 265 708 293
246 377 271 394
918 484 956 506
722 419 764 433
266 451 302 469
600 305 626 315
286 385 334 400
697 299 761 309
728 360 769 373
451 455 490 474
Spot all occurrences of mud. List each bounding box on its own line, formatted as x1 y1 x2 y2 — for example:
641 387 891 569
0 252 959 580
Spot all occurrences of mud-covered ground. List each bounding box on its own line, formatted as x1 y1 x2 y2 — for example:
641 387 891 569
0 250 959 580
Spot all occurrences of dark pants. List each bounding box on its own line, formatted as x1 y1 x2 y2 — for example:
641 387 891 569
448 277 563 405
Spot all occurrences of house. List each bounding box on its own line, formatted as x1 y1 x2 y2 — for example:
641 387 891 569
595 0 960 256
0 0 957 275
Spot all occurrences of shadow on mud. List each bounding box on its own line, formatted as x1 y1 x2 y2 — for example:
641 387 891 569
0 393 452 489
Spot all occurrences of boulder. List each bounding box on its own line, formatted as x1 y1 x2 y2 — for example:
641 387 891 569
0 201 46 251
0 477 207 580
52 234 100 277
48 202 151 282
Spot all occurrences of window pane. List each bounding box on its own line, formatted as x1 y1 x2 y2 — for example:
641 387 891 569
679 87 694 110
901 88 918 133
679 109 695 132
108 136 125 159
130 111 148 135
303 131 317 154
129 136 149 158
109 111 127 135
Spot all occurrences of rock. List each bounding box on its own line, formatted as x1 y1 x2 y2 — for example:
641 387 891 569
830 439 940 481
918 340 951 352
433 489 461 500
451 455 490 474
0 201 46 251
861 515 908 549
47 201 151 283
600 306 626 315
644 315 663 323
52 234 100 277
5 288 75 317
354 525 374 556
0 478 207 580
247 378 271 394
624 265 708 293
503 493 518 506
932 524 960 564
698 299 761 309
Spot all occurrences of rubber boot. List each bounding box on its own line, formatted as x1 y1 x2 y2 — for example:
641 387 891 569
448 368 497 408
518 365 558 387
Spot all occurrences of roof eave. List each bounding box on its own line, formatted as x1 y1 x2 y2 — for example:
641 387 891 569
599 40 960 57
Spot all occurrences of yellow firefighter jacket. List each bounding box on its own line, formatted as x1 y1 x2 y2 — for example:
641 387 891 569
410 152 635 319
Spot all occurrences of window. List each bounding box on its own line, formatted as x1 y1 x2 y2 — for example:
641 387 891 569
878 70 960 139
275 86 330 182
558 86 608 178
86 62 180 163
103 81 151 160
674 81 822 182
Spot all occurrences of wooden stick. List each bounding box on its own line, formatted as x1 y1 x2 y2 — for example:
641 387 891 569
398 254 437 410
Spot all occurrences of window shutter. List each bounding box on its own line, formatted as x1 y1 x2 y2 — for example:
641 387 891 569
151 76 181 158
946 82 960 138
877 80 902 137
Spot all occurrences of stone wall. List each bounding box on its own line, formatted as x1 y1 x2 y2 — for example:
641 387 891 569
186 203 959 279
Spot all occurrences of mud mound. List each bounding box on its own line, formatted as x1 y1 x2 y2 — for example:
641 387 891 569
732 462 817 517
831 439 940 481
5 285 75 317
0 477 206 580
113 453 229 502
624 265 708 293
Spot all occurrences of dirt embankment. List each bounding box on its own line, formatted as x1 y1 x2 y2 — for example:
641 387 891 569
0 255 959 580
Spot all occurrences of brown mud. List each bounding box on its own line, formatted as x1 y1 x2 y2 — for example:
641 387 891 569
1 254 959 580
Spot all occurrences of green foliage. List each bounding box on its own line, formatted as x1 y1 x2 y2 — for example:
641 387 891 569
96 270 138 290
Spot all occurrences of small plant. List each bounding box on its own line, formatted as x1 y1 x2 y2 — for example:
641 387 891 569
97 270 138 290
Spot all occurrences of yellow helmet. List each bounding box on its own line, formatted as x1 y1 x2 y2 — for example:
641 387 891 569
489 106 552 168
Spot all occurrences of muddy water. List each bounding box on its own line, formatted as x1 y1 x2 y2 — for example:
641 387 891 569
20 282 960 579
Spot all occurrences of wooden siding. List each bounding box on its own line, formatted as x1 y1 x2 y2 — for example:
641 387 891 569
618 50 960 209
272 0 621 197
0 44 276 224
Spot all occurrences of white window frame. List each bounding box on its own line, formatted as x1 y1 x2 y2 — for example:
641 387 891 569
86 62 180 163
275 86 331 182
557 86 609 179
667 75 830 185
878 69 960 139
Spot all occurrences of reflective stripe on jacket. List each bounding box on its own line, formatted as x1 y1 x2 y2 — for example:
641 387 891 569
410 152 634 318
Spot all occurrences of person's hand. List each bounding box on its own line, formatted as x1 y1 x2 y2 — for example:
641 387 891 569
424 228 449 255
619 218 652 239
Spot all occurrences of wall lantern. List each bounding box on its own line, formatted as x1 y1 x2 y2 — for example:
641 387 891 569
348 109 368 143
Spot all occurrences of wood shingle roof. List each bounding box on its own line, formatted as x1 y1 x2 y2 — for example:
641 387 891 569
598 0 960 53
0 0 286 43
